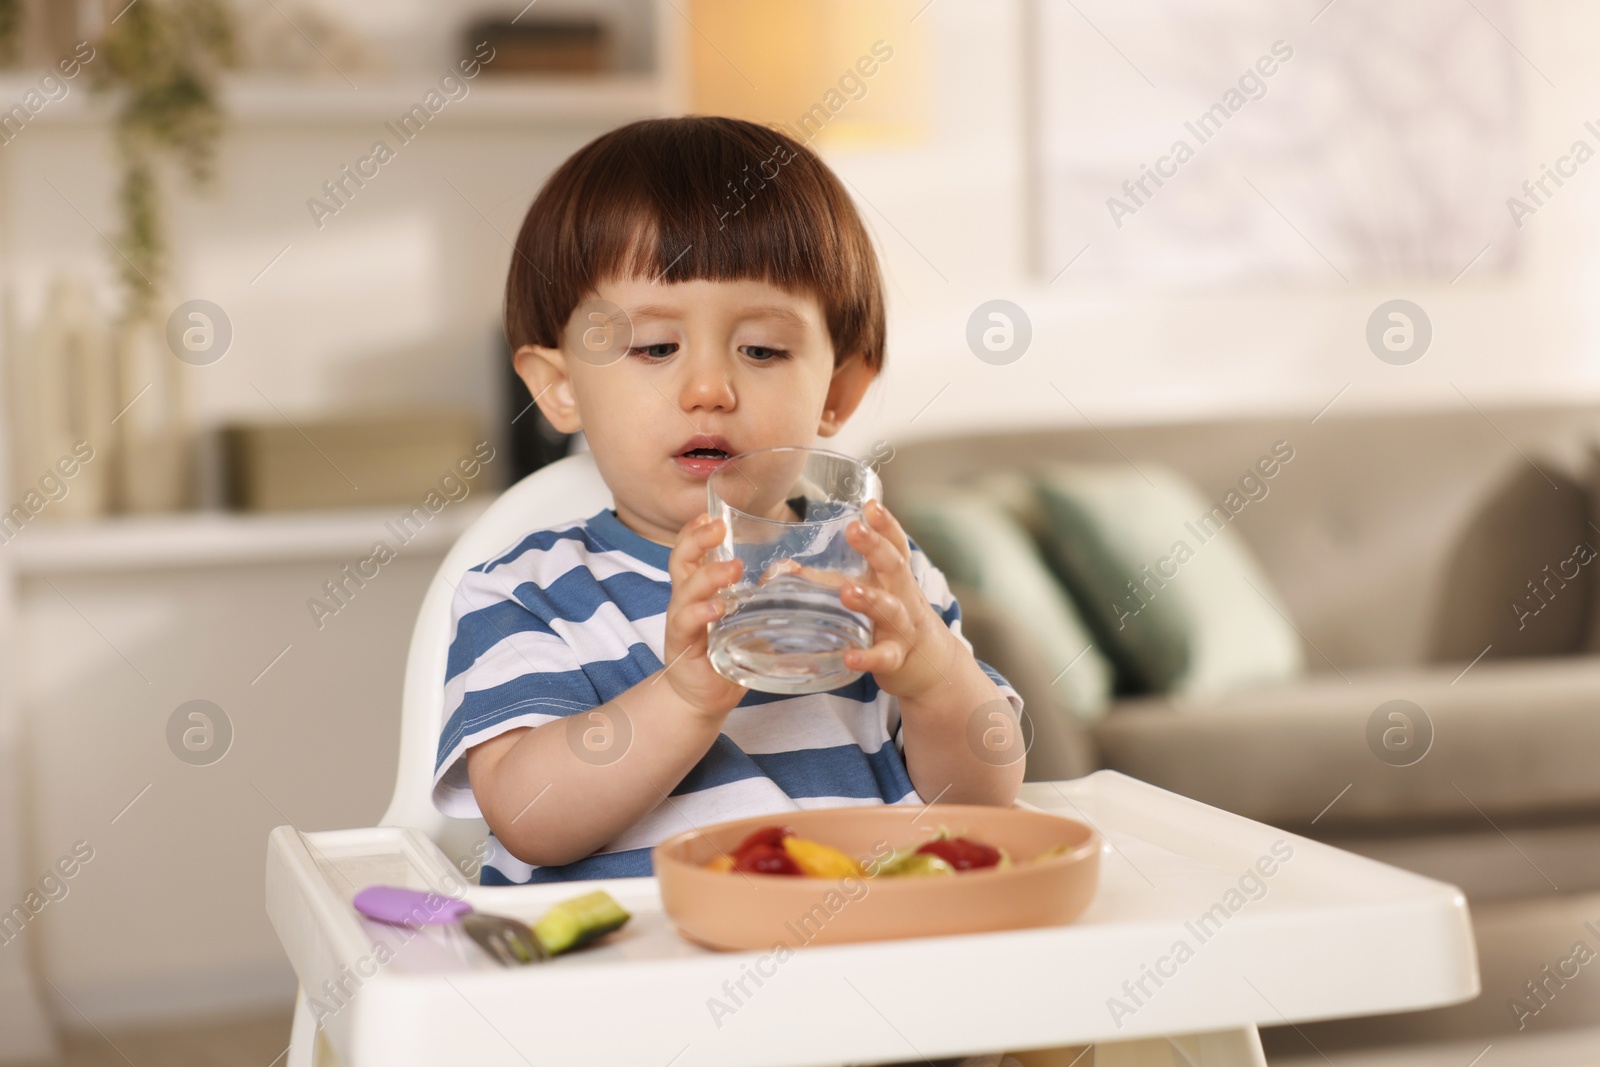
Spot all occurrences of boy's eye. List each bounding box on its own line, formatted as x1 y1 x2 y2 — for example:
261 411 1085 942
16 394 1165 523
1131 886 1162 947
740 345 789 361
628 342 678 359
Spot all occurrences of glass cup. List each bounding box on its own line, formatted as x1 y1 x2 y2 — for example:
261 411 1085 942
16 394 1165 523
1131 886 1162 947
705 446 881 695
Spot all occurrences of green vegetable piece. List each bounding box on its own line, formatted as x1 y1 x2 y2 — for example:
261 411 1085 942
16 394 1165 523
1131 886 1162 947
866 844 918 877
873 851 956 878
532 890 631 956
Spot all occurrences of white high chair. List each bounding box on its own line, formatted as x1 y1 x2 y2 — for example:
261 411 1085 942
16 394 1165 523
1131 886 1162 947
273 448 1479 1067
287 450 613 1066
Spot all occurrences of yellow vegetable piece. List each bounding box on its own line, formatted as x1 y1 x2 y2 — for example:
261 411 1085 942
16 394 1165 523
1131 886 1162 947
781 835 864 879
707 854 735 872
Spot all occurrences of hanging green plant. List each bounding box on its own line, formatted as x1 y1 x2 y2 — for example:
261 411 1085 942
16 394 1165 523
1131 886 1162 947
0 0 21 67
91 0 236 322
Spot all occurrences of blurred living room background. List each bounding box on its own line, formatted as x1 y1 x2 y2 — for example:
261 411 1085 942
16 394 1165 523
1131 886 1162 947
3 0 1600 1063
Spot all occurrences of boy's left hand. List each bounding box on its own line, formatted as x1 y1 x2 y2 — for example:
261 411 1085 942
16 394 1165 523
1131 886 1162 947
836 499 964 702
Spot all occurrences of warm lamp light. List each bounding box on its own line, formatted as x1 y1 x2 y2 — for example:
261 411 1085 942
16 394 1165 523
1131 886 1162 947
686 0 927 147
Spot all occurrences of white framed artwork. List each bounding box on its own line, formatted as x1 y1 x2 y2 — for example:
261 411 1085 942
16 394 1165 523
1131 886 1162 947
1033 0 1525 286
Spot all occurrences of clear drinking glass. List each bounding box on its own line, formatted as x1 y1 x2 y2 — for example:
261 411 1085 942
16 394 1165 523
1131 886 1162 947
705 446 881 695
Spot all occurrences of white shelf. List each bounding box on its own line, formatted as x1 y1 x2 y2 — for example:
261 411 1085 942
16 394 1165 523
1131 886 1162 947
8 499 490 575
3 74 668 127
225 75 668 124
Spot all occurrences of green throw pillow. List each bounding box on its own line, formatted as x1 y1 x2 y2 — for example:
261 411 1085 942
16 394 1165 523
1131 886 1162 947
1032 463 1304 697
901 488 1114 722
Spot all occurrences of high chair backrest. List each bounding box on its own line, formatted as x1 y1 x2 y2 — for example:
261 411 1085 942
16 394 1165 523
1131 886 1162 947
380 450 613 868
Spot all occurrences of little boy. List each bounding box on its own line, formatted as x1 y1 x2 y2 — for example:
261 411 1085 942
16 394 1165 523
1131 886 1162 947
431 116 1026 886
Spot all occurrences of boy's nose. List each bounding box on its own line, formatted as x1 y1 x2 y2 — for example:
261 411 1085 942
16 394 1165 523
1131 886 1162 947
678 357 736 411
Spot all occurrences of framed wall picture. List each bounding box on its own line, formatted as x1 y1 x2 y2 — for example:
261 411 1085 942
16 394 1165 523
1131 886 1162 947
1033 0 1525 286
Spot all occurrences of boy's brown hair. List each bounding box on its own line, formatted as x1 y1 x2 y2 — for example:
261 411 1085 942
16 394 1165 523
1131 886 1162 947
505 116 886 371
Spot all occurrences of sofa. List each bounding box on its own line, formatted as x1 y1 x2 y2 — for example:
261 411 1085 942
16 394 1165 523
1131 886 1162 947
884 403 1600 1047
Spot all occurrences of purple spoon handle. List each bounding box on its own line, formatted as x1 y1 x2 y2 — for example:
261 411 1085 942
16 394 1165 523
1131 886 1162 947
352 885 473 926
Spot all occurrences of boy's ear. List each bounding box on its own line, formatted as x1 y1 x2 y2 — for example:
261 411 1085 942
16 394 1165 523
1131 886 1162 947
817 351 876 437
513 344 582 434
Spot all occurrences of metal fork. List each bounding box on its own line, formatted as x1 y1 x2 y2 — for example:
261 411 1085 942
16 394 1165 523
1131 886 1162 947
461 912 546 966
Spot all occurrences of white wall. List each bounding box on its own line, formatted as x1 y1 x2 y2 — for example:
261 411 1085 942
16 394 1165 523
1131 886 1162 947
824 0 1600 459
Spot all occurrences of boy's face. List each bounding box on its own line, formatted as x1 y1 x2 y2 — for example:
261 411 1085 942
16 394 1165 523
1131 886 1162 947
515 276 876 546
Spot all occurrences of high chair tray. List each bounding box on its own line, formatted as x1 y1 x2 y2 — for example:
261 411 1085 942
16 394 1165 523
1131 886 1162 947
265 770 1479 1067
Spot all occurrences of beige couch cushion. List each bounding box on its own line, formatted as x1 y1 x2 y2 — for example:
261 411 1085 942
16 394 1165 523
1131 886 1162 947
884 406 1600 672
1430 461 1595 661
945 580 1098 781
1093 657 1600 828
1031 461 1304 697
900 487 1114 722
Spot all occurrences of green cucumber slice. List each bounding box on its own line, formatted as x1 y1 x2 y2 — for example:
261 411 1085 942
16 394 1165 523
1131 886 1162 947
532 890 631 955
872 850 955 878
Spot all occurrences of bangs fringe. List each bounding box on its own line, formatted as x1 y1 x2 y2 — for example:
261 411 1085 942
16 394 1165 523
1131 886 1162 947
506 116 885 371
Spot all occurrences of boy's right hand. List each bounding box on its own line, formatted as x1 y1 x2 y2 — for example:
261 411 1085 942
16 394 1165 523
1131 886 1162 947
660 513 748 720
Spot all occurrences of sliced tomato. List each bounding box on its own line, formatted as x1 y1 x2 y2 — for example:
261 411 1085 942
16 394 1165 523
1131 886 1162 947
915 837 1002 871
732 825 794 858
732 843 803 876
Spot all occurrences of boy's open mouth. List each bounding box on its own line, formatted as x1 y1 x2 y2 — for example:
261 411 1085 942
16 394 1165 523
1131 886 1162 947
673 435 734 477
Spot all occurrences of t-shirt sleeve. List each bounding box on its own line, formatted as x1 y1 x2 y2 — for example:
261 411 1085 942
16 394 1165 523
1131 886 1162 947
432 562 601 818
891 539 1026 754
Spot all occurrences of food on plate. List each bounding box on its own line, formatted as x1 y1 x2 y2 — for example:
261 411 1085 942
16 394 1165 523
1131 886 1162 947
704 825 1065 878
736 825 793 853
915 836 1004 871
782 835 866 878
711 825 865 877
870 832 1009 877
734 842 802 876
870 850 955 878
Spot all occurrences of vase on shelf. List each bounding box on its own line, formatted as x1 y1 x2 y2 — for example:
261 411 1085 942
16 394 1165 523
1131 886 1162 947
14 274 116 521
111 314 190 513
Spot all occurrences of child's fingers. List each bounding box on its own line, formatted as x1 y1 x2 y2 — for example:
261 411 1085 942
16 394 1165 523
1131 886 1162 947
665 589 726 657
668 514 724 583
841 582 916 644
846 520 922 605
759 558 803 583
678 556 743 606
789 562 847 589
864 499 911 559
845 638 907 675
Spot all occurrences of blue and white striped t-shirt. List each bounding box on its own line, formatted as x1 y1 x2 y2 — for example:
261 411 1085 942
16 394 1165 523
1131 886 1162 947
433 506 1023 885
